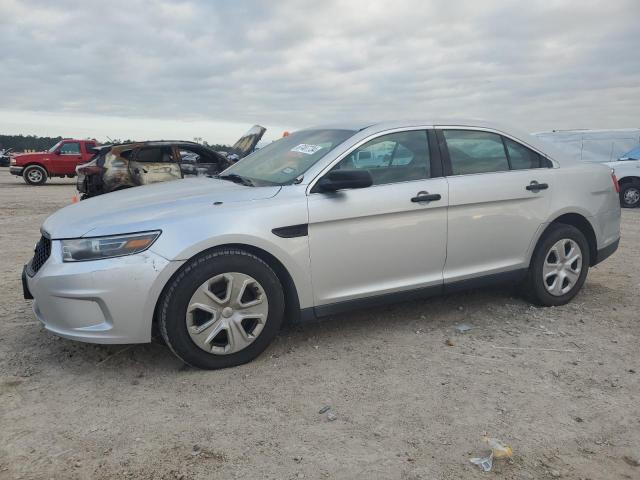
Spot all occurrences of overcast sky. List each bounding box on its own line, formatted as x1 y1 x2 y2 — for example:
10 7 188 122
1 0 638 144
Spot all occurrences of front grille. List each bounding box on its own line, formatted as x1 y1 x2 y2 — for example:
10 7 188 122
29 236 51 275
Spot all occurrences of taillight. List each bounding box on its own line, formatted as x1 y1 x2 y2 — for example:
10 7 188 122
611 172 620 193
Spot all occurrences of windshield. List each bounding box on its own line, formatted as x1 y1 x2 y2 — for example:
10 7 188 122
620 145 640 160
222 129 356 185
48 141 63 153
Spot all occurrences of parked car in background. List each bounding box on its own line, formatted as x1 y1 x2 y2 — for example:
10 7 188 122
23 120 620 369
0 148 14 167
76 125 266 198
613 145 640 208
9 139 98 185
534 129 640 207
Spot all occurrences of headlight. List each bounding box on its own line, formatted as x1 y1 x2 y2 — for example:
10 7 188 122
61 231 161 262
10 158 16 165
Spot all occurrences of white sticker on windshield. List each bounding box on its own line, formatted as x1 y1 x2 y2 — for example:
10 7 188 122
291 144 323 155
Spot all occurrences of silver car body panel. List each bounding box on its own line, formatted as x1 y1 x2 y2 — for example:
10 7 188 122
26 120 621 344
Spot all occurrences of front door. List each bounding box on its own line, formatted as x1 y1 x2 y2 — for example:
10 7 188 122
307 129 448 307
438 128 554 282
128 146 182 186
56 141 83 175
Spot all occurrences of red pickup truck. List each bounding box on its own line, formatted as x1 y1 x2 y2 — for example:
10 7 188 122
10 139 98 185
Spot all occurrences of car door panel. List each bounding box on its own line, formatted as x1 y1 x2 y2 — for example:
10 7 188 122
439 128 553 282
307 178 448 305
56 141 83 175
445 170 552 281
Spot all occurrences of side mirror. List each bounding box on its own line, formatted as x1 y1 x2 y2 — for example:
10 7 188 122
315 169 373 193
54 150 61 155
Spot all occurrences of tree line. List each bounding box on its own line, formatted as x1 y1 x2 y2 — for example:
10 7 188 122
0 134 230 152
0 134 65 152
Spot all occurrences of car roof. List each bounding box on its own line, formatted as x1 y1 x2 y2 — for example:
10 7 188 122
105 140 213 150
301 119 572 163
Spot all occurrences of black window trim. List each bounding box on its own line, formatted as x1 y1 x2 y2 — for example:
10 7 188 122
436 127 553 177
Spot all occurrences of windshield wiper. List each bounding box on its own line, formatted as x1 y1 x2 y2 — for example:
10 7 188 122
216 173 254 187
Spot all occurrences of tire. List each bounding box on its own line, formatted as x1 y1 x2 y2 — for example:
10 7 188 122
23 165 47 185
159 248 285 369
523 224 590 307
620 181 640 208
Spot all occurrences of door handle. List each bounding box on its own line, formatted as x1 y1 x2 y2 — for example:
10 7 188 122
411 192 441 203
526 181 549 192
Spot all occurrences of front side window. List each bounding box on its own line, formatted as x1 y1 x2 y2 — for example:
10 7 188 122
443 130 509 175
59 142 81 155
504 137 544 170
333 130 430 185
223 129 355 185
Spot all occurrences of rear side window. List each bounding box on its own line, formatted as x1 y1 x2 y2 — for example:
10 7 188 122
443 130 509 175
135 147 175 163
60 142 81 155
503 137 545 170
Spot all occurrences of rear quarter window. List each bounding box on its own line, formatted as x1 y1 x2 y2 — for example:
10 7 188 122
504 137 546 170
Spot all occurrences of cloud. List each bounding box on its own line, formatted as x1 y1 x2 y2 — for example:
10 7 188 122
0 0 638 142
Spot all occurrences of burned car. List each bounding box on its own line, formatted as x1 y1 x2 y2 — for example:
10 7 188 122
77 125 266 198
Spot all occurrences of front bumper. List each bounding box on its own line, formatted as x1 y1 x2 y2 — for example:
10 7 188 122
10 166 24 176
25 241 184 344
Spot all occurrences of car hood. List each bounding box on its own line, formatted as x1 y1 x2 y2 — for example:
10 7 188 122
42 178 281 239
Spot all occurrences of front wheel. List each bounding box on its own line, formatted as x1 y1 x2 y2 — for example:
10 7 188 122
620 181 640 208
23 165 47 185
159 248 285 369
523 224 590 306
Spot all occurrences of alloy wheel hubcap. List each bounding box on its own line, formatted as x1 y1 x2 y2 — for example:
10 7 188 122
543 239 582 296
624 187 640 205
28 169 42 182
185 272 268 355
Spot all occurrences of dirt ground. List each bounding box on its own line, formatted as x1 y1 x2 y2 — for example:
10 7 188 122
0 168 638 480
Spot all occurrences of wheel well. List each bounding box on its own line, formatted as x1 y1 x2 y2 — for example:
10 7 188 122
224 243 301 323
618 176 640 186
548 213 598 266
23 163 48 175
152 243 302 333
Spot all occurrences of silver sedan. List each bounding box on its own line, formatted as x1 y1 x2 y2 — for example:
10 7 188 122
23 120 621 369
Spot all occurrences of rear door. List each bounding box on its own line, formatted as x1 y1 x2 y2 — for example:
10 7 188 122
55 141 83 175
307 129 448 307
438 127 554 283
128 146 182 186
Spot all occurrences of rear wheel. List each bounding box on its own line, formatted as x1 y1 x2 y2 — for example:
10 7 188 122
159 248 285 369
620 181 640 208
523 224 590 306
23 165 47 185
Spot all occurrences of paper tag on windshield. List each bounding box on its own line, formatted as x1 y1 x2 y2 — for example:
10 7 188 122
291 144 323 155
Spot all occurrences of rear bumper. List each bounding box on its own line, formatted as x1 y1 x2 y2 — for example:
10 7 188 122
593 237 619 266
9 166 23 176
